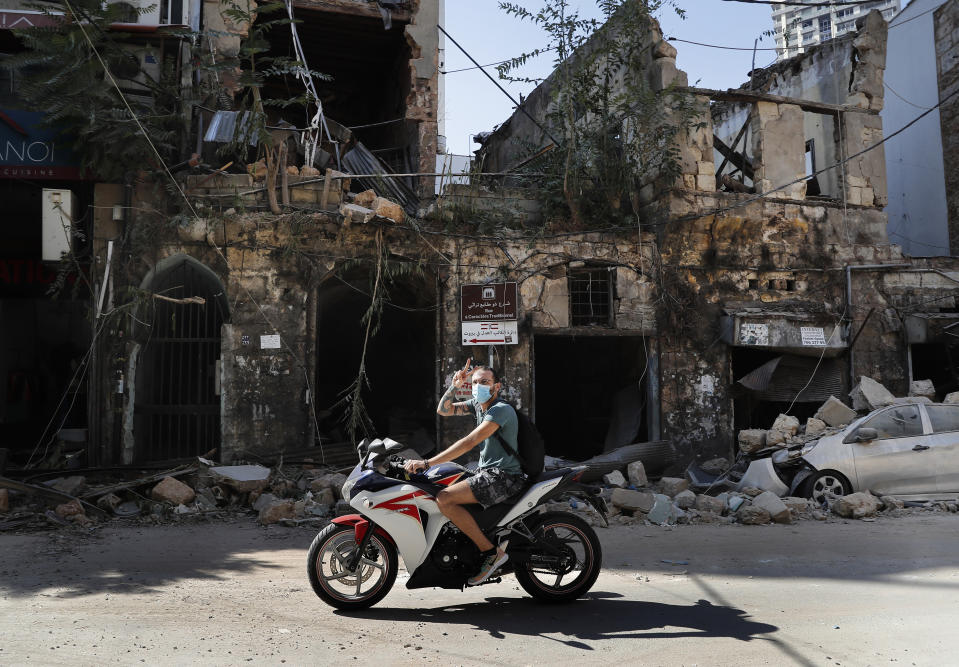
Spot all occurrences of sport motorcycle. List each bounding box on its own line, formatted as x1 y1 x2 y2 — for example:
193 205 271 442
307 437 608 609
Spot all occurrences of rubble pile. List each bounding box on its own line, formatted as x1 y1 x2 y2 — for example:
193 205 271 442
0 456 354 533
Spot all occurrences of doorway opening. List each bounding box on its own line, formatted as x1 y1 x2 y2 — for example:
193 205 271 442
534 334 649 460
315 268 436 452
911 342 959 399
133 256 228 462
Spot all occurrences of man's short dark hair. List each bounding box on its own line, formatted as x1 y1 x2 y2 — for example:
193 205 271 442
472 365 498 383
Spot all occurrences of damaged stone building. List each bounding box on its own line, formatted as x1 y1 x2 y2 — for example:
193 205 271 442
2 1 959 475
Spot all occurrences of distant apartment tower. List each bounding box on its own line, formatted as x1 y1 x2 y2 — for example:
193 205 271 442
771 0 901 59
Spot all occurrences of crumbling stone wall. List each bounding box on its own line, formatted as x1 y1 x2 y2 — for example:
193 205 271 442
936 0 959 253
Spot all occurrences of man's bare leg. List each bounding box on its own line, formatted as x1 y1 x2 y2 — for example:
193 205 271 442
435 481 500 554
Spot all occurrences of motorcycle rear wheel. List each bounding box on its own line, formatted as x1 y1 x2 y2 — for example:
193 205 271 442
307 523 398 610
515 511 602 603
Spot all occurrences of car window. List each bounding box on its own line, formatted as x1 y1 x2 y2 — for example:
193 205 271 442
859 405 923 439
926 405 959 433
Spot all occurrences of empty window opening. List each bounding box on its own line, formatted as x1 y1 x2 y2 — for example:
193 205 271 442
569 265 614 327
911 342 959 399
534 335 649 460
315 268 436 458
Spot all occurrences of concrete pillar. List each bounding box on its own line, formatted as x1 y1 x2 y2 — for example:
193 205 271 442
749 101 807 200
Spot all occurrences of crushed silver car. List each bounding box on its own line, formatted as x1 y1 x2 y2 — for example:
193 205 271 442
736 401 959 504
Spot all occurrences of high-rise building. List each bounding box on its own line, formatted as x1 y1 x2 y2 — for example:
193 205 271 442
771 0 901 59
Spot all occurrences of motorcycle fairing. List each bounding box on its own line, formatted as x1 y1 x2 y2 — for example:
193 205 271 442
331 514 396 546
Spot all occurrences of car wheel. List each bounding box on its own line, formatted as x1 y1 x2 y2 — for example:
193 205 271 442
803 470 851 506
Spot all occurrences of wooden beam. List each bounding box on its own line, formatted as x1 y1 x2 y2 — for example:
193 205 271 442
291 0 411 22
685 86 877 116
713 134 755 181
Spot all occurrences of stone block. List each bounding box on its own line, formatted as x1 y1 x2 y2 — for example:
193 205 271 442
55 499 87 523
674 490 696 510
658 477 689 497
603 470 627 488
738 429 767 454
627 461 648 487
849 377 895 411
945 391 959 404
646 494 674 525
47 476 86 496
252 493 277 512
151 477 196 505
814 395 858 427
804 418 827 436
750 491 791 523
309 473 347 498
313 487 335 506
736 505 771 525
909 379 936 400
766 429 786 447
653 39 677 59
372 197 406 223
258 499 295 525
210 465 271 493
696 174 716 191
782 496 810 513
340 203 374 225
832 492 881 519
880 495 904 511
610 488 655 513
353 189 377 208
700 457 729 475
771 413 800 436
694 494 725 514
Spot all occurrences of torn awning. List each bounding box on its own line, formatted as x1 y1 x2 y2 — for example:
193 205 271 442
737 355 844 403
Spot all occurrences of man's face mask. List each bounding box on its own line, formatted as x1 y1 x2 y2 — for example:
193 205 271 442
472 381 493 403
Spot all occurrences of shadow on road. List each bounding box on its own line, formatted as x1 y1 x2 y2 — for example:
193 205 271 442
337 592 778 648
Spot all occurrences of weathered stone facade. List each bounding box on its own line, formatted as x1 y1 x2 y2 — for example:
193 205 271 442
936 0 959 252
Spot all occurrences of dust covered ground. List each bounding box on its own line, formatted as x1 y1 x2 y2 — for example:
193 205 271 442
1 513 957 666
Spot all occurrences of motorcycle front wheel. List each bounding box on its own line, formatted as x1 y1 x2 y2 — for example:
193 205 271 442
307 523 398 610
515 511 602 603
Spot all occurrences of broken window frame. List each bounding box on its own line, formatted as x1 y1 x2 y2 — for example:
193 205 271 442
568 263 615 328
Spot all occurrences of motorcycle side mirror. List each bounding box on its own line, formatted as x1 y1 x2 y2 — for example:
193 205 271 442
856 427 878 442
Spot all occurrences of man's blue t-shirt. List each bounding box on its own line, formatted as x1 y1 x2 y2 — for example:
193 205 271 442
468 398 523 475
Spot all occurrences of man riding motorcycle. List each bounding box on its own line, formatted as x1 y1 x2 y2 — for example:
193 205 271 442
403 359 525 585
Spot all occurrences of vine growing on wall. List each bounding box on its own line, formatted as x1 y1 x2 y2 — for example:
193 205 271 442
497 0 700 230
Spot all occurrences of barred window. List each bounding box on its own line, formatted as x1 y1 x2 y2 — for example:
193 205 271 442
569 265 615 327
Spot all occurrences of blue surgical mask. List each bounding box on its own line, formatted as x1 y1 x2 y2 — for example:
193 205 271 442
472 383 492 403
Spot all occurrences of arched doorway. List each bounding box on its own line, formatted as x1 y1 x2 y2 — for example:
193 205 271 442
133 255 229 462
315 266 436 452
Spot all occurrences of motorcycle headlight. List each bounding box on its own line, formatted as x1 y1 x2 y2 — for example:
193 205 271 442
341 477 356 499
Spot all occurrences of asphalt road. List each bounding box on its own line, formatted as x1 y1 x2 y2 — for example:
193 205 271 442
1 513 957 666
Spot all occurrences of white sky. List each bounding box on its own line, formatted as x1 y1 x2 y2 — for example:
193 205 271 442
441 0 778 155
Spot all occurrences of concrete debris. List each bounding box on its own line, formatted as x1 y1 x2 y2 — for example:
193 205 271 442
339 203 375 224
174 504 195 515
54 499 90 525
0 488 8 513
694 494 725 514
766 429 786 447
673 490 696 510
602 470 627 488
309 473 347 498
626 460 648 487
252 493 277 512
880 495 904 511
814 395 858 427
312 487 336 506
46 476 87 496
210 465 271 494
736 504 771 525
909 379 936 400
750 491 791 523
782 496 812 514
658 477 689 497
646 494 674 525
353 189 377 207
151 477 196 506
115 501 140 517
699 457 729 475
738 429 767 454
96 493 122 512
849 376 896 412
771 414 800 436
832 492 881 519
258 499 295 525
944 391 959 404
804 418 827 436
372 197 405 224
610 488 655 513
726 495 747 513
741 486 763 497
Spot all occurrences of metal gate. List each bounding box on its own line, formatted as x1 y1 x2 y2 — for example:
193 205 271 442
134 258 227 462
